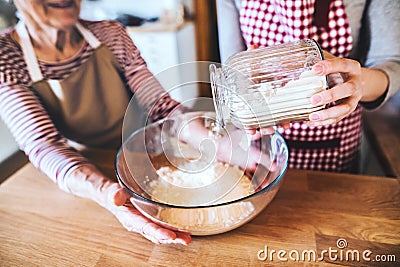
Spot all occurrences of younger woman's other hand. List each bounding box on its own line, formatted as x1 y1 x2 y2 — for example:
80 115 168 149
308 54 363 127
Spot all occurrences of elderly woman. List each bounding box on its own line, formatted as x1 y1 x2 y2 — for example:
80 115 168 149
216 0 400 173
0 0 191 244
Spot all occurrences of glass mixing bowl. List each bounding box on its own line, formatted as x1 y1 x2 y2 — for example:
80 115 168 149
115 111 288 235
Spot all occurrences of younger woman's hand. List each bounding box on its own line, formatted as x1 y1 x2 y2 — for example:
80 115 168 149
308 54 363 127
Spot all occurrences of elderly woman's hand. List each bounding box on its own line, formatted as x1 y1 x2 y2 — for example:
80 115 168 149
106 183 191 245
307 53 363 127
68 165 191 245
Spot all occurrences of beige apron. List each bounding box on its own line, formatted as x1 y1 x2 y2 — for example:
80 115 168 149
16 22 130 149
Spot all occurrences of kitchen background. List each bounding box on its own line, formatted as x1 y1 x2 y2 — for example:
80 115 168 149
0 0 384 180
0 0 219 180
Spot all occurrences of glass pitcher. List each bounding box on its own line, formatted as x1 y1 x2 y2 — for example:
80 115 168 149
210 39 328 131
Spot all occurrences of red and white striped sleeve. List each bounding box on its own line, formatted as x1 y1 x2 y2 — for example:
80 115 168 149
0 20 187 192
0 33 92 192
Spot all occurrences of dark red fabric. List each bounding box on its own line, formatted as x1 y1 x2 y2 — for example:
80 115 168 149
314 0 334 30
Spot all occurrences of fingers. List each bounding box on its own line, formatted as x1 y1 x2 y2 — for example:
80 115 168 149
313 57 362 77
322 50 335 59
310 80 360 106
309 56 363 126
245 129 257 135
308 96 359 127
309 79 362 126
174 232 192 245
245 127 275 138
141 222 176 242
113 187 130 206
140 221 191 245
327 72 346 88
280 123 291 130
248 44 259 50
156 231 192 245
103 182 129 206
113 199 191 245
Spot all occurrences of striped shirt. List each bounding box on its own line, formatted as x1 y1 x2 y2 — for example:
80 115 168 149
0 20 183 191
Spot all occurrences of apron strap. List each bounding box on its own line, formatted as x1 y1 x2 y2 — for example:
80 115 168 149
15 21 44 82
15 21 101 83
76 22 101 49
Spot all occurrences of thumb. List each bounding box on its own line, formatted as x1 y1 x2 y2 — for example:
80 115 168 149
107 183 130 206
322 49 335 59
248 44 259 50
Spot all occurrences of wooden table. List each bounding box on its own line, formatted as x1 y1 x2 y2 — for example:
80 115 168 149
1 157 399 266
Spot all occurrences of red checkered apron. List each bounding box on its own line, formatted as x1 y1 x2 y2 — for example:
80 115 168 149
239 0 362 173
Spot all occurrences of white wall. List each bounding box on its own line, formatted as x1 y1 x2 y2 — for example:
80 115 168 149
0 120 18 162
0 1 19 162
80 0 193 21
